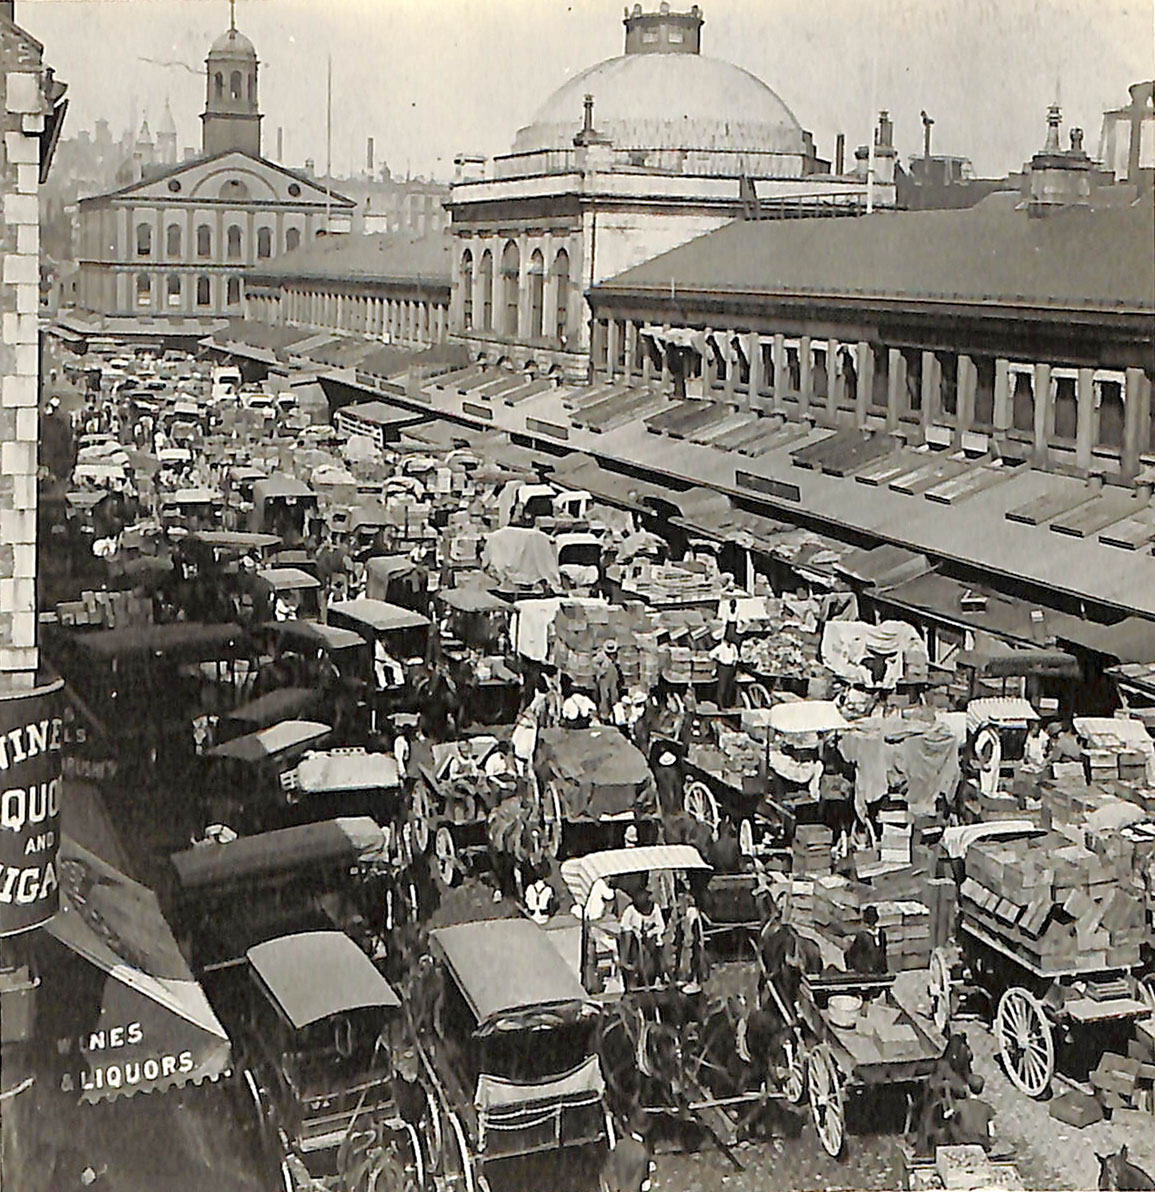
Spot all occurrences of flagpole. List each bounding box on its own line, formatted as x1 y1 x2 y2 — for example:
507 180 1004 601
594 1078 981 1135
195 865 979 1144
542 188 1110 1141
325 54 332 233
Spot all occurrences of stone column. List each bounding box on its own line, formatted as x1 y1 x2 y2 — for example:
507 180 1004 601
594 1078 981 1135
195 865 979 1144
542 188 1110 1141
489 236 502 336
624 320 635 385
993 358 1011 441
1032 363 1052 461
855 341 872 426
1123 368 1152 481
826 339 841 423
956 354 977 446
607 319 619 381
1075 367 1096 472
746 333 762 411
771 334 786 413
516 232 530 340
798 336 813 421
660 326 671 393
724 331 738 404
886 348 903 432
921 351 940 433
541 231 555 343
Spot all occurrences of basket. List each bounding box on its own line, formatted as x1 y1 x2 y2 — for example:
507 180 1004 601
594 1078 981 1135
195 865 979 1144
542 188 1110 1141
828 994 863 1029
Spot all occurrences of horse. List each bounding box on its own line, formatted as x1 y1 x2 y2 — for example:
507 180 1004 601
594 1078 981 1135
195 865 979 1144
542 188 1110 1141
755 920 823 1009
486 794 545 900
915 1032 995 1157
599 1001 686 1125
1098 1147 1155 1191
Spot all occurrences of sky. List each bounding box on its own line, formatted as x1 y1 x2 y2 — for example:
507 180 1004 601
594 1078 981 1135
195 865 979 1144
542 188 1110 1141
18 0 1155 182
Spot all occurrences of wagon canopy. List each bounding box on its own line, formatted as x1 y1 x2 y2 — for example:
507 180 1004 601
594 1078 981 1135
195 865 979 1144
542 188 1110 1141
430 919 596 1034
767 700 848 735
247 931 400 1030
170 815 386 891
207 719 331 762
560 845 710 911
260 619 367 653
256 566 321 592
535 726 657 820
965 697 1039 731
294 749 401 794
436 587 511 614
326 599 431 635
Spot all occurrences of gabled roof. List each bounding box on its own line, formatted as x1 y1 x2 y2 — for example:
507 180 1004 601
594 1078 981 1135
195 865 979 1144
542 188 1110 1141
249 231 452 286
595 192 1155 315
79 148 355 207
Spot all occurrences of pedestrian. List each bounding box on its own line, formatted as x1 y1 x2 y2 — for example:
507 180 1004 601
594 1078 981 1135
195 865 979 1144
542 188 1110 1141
709 630 739 708
593 638 623 721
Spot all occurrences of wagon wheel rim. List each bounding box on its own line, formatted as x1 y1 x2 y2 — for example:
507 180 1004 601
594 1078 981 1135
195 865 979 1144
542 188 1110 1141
434 826 459 887
738 817 755 857
741 681 772 710
928 947 952 1035
410 783 431 855
807 1044 844 1157
684 780 720 839
446 1108 475 1192
995 987 1053 1098
424 1089 443 1172
782 1038 806 1104
542 780 563 858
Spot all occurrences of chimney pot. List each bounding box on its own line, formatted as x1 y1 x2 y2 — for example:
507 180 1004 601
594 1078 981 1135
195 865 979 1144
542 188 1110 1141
1070 127 1084 153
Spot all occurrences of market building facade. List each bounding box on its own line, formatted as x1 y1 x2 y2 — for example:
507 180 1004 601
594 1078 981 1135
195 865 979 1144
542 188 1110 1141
71 19 352 335
446 4 892 379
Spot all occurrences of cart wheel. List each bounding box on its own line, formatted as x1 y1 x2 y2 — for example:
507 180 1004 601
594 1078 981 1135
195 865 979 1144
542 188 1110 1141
782 1038 806 1104
434 826 460 888
928 947 953 1035
807 1043 845 1158
444 1108 475 1192
995 987 1054 1099
542 780 563 858
666 690 686 720
424 1089 443 1173
684 781 721 839
410 782 432 856
738 818 755 857
741 681 772 710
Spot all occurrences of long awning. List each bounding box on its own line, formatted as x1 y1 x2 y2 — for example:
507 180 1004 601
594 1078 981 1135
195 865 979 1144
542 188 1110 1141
45 836 231 1102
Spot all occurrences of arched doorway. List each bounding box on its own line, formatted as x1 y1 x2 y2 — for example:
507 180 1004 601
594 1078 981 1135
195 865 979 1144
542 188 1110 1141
501 240 520 338
528 249 544 342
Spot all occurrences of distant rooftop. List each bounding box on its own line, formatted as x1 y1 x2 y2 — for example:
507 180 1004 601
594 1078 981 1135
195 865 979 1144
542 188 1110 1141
250 231 452 286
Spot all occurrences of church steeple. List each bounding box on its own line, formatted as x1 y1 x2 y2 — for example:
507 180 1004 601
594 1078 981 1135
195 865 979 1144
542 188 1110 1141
200 5 261 156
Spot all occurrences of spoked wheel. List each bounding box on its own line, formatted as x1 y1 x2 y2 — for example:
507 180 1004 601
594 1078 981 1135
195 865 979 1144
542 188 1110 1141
423 1089 443 1174
995 987 1053 1098
443 1108 475 1192
740 681 772 710
541 780 564 858
807 1043 845 1158
410 782 433 855
928 947 953 1035
782 1038 806 1104
684 780 721 839
434 826 460 888
738 818 755 857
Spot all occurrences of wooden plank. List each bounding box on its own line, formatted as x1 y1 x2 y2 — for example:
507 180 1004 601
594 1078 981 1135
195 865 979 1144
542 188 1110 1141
889 455 968 495
924 463 1017 506
856 450 920 487
1006 488 1094 526
743 422 812 458
1099 514 1155 550
1050 494 1142 538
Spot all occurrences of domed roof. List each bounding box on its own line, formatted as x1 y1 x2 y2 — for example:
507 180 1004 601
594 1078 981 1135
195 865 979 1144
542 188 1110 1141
209 27 256 58
513 53 805 157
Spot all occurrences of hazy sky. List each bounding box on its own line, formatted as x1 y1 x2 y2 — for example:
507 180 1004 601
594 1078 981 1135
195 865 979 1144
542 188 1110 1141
19 0 1155 181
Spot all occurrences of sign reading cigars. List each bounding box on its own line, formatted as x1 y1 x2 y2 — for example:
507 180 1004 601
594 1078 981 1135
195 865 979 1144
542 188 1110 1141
0 679 65 935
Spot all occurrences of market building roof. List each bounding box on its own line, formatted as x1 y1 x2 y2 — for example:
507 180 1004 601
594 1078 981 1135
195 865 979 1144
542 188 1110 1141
248 231 451 287
595 192 1155 316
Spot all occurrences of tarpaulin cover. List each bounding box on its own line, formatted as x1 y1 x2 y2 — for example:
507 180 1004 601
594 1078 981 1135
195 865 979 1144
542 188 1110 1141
482 527 561 590
768 700 848 735
821 620 929 689
476 1054 604 1112
437 587 511 613
294 749 401 793
839 716 960 817
534 727 656 819
170 816 385 889
208 719 330 762
46 837 231 1102
226 687 321 729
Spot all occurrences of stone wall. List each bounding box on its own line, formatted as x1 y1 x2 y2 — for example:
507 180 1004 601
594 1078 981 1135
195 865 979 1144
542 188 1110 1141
0 19 46 689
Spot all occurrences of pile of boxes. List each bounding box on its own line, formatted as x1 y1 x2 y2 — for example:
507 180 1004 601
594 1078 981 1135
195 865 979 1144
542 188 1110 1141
962 830 1146 970
57 590 153 628
793 824 833 875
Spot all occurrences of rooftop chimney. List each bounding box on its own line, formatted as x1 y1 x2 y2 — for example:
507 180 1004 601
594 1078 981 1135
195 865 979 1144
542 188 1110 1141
276 126 283 161
920 110 934 158
1028 104 1092 216
623 4 703 55
367 136 374 173
835 132 845 175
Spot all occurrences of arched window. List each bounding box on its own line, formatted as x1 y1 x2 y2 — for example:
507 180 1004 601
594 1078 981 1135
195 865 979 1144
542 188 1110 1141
226 224 242 260
196 224 212 258
166 223 181 257
196 276 211 307
230 71 242 101
1096 373 1126 450
226 276 241 306
136 222 151 257
135 272 151 307
553 249 570 345
214 72 223 99
1011 368 1035 433
479 250 493 331
166 273 181 308
528 249 544 342
501 240 520 337
285 227 300 252
257 227 272 259
460 249 474 331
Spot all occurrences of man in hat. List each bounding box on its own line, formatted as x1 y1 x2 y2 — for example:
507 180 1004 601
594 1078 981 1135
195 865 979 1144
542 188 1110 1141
709 628 739 709
620 886 665 989
652 746 683 819
846 904 888 975
593 638 623 722
561 685 597 729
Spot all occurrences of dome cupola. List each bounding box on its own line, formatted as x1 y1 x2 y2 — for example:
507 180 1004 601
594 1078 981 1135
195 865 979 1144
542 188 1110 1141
201 7 261 157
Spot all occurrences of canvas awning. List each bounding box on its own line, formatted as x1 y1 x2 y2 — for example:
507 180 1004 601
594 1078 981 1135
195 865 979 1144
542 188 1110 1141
45 837 231 1102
